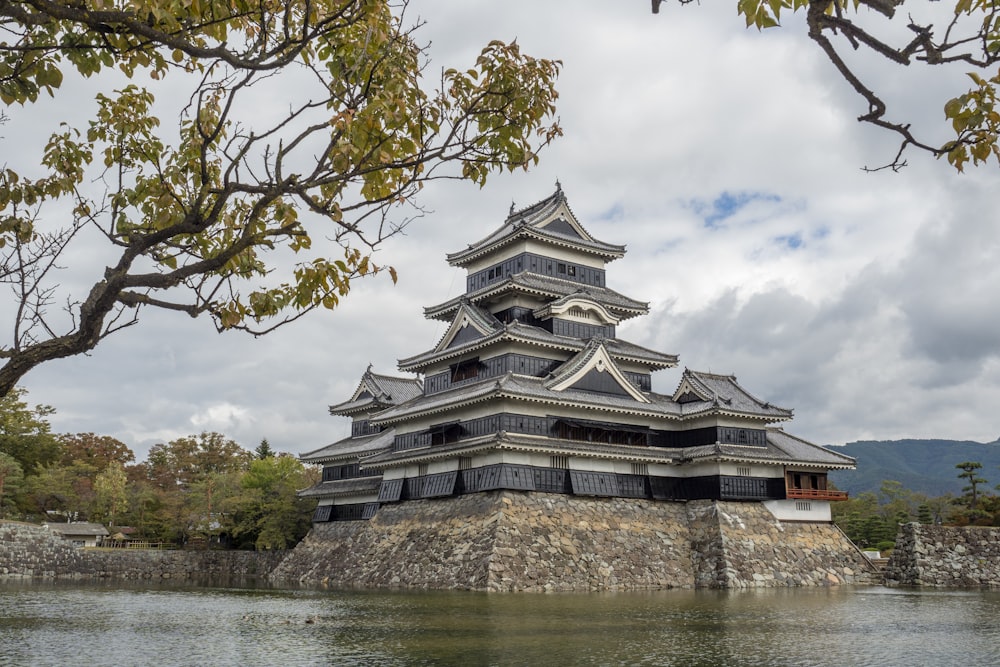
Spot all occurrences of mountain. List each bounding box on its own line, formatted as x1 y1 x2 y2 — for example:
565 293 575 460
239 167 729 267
827 438 1000 498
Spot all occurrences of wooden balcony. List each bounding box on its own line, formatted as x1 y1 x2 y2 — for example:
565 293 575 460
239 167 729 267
786 488 849 501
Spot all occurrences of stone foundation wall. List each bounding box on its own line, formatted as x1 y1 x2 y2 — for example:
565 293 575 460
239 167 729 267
271 492 873 591
689 501 873 588
0 521 283 582
885 523 1000 587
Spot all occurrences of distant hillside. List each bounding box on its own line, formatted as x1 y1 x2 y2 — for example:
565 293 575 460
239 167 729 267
827 438 1000 498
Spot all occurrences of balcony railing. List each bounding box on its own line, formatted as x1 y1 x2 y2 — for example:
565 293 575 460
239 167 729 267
786 488 849 501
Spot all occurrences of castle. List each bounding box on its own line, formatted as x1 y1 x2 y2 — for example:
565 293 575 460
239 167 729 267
289 186 869 591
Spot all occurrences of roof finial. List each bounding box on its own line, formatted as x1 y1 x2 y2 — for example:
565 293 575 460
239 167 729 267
555 179 562 192
366 362 373 373
509 200 516 216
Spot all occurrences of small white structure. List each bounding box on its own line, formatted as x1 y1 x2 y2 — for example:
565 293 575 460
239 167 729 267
44 522 109 548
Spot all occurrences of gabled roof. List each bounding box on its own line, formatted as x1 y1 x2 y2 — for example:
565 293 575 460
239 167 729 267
545 339 650 403
672 369 792 420
424 272 649 322
446 184 626 267
397 319 677 373
329 366 423 416
299 429 396 464
432 300 503 353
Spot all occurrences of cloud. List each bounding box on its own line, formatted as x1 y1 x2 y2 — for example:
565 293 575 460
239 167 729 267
13 0 1000 462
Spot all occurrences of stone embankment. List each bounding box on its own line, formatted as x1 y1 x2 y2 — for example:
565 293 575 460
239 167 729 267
0 521 283 582
885 523 1000 587
271 491 875 591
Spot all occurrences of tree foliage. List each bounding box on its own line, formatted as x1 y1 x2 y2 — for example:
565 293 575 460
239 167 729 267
59 432 135 471
231 454 314 549
956 460 987 509
0 386 61 474
0 0 562 396
93 460 129 526
0 451 24 518
660 0 1000 171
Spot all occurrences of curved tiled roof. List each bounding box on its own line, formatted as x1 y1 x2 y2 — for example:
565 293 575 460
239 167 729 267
299 429 396 464
424 273 649 322
673 369 792 420
329 369 423 416
398 319 677 372
297 476 382 499
371 372 787 426
446 186 626 266
677 428 856 469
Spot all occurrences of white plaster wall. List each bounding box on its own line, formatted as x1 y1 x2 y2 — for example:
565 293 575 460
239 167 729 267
333 493 379 506
763 499 832 522
718 462 784 478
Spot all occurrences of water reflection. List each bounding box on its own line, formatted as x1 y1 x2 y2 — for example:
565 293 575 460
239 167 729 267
1 582 999 666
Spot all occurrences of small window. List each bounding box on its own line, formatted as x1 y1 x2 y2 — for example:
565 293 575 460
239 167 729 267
795 501 812 512
558 263 566 274
451 358 480 382
459 456 473 471
567 265 576 277
737 466 751 477
550 455 569 469
418 463 428 477
631 462 648 476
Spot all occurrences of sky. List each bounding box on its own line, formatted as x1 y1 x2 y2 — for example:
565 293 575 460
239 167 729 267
10 0 1000 460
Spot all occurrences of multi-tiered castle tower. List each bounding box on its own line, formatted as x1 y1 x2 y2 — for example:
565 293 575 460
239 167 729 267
300 185 854 527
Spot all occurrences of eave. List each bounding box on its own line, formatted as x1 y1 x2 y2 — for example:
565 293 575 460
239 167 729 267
424 273 649 323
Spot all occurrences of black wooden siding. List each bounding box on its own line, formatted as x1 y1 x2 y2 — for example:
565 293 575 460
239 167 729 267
423 353 562 395
322 463 363 482
466 252 606 292
351 420 382 437
311 502 379 522
550 318 615 340
392 413 657 452
391 414 769 455
374 465 786 504
652 426 768 449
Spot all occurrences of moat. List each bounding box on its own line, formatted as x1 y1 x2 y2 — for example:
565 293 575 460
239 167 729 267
2 582 999 666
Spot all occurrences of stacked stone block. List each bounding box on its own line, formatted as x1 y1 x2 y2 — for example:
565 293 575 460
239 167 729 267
885 523 1000 587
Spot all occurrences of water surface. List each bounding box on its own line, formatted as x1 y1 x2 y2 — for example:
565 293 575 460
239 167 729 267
1 582 998 666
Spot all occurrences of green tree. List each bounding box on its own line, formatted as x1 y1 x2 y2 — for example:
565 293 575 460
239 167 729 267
232 454 314 550
658 1 1000 171
0 0 561 396
0 387 62 474
23 461 98 521
142 432 252 542
93 461 130 527
255 439 275 460
0 451 24 518
956 461 988 509
145 432 252 490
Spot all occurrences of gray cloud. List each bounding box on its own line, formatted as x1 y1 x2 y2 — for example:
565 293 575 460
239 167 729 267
13 0 1000 459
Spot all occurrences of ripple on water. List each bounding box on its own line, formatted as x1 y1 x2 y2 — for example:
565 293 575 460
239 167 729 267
1 583 999 667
